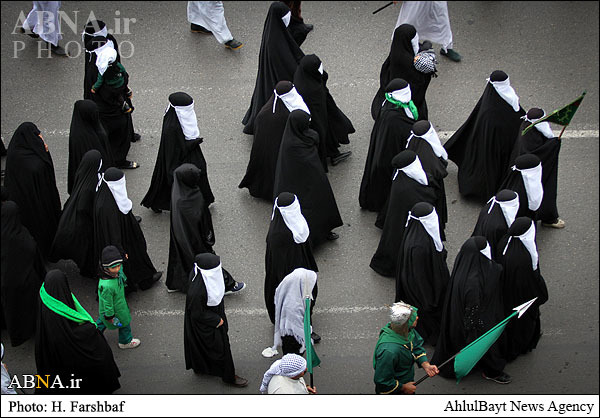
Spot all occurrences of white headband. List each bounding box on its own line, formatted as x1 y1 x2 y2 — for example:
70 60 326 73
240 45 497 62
167 101 200 141
522 111 555 139
272 195 310 244
487 193 520 227
488 77 520 112
405 207 443 252
502 221 539 270
193 262 225 307
512 163 544 211
394 155 428 186
406 124 448 160
273 86 310 115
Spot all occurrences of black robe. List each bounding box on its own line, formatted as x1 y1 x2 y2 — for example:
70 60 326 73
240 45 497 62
509 121 561 223
496 235 548 361
395 219 450 345
141 106 214 211
498 169 539 221
444 83 525 201
242 2 304 134
83 29 120 100
359 101 415 212
406 136 448 240
1 201 46 347
94 181 158 291
184 269 235 382
50 150 102 277
371 24 433 121
35 270 121 394
471 200 513 258
273 110 343 247
370 171 438 277
67 100 113 194
432 238 506 378
265 205 318 324
238 93 290 201
4 122 62 257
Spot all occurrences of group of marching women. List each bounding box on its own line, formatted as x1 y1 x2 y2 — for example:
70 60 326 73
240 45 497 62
1 1 560 394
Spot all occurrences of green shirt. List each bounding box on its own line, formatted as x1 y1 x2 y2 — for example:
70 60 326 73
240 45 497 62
98 274 131 329
92 62 127 91
373 323 428 394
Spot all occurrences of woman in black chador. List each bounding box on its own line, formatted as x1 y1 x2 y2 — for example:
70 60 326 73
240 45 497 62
184 253 248 388
497 217 548 361
395 202 450 345
35 269 121 394
1 201 46 347
239 81 308 201
444 70 525 201
273 110 343 246
82 20 120 100
142 92 214 213
50 150 104 278
4 122 61 257
242 1 304 134
498 154 544 221
371 24 433 121
471 189 519 258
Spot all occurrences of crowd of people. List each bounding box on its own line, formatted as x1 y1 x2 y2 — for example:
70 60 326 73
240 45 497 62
1 1 563 395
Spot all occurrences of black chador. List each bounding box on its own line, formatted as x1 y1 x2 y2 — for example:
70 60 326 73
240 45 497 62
94 168 160 291
406 120 448 239
239 81 308 201
360 79 416 213
242 2 304 135
293 54 354 169
498 154 543 221
497 217 548 361
371 24 433 121
444 70 525 201
432 237 507 380
35 270 121 394
509 108 562 225
4 122 61 257
82 21 120 100
184 253 244 386
395 203 450 345
265 192 318 324
1 201 46 347
167 164 235 293
273 110 343 246
67 100 113 194
142 92 214 212
370 151 438 277
50 150 103 278
471 189 519 258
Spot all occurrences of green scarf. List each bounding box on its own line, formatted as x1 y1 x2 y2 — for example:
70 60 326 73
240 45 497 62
372 308 419 368
385 92 419 120
103 263 128 287
39 284 96 326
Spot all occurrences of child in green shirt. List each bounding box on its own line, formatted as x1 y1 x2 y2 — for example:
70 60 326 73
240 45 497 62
91 46 133 113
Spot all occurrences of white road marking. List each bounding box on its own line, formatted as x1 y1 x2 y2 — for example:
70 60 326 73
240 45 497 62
133 305 389 317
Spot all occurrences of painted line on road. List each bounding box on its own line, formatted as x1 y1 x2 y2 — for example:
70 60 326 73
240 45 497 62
133 305 388 317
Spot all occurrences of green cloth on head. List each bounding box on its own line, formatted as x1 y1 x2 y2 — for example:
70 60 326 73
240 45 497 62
39 283 96 326
385 92 419 120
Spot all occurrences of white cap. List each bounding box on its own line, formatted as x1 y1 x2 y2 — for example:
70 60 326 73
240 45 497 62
390 301 412 325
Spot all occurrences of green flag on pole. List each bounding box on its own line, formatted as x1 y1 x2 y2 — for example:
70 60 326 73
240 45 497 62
522 91 586 136
303 297 321 373
453 298 538 383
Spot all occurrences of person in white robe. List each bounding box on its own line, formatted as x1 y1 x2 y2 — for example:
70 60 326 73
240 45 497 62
187 1 243 50
20 1 66 55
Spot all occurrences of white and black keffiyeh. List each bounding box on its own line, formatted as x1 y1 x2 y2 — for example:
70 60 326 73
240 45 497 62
260 354 307 393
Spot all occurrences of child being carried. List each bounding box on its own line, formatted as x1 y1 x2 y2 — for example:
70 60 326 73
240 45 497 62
91 46 133 113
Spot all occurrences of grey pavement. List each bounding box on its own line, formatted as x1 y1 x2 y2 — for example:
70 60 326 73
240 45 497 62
0 1 598 396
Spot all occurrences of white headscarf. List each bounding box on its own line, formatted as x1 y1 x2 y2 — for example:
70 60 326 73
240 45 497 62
260 354 307 393
282 11 291 27
406 124 448 160
100 173 132 215
389 85 415 120
394 155 428 186
272 268 317 354
273 86 310 115
503 220 539 270
192 262 225 307
411 32 420 56
95 46 117 76
272 195 310 244
488 77 520 112
487 193 520 227
81 24 108 42
512 163 544 211
480 241 492 260
405 207 444 252
318 62 324 75
522 112 555 139
166 101 201 141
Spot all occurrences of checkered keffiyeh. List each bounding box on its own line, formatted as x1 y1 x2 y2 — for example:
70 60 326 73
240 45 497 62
259 354 307 393
413 49 438 74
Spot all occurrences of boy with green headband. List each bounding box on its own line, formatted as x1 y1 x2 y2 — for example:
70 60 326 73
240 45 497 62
373 301 438 394
96 245 140 349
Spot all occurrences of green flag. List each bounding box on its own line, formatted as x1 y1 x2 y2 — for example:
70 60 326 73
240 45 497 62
522 91 586 136
304 298 321 373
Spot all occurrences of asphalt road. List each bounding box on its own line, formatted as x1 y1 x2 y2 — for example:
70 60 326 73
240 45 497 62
0 1 598 396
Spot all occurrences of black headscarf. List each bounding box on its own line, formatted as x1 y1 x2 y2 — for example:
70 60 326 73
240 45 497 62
68 100 113 194
242 1 304 134
273 110 343 246
141 92 214 211
50 150 103 277
35 269 121 394
1 201 46 347
371 24 433 121
4 122 62 257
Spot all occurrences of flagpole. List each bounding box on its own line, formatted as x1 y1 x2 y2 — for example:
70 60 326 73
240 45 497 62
372 2 394 14
414 353 457 386
558 124 568 140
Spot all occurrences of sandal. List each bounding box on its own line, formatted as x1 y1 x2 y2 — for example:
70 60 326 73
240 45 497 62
119 160 140 170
